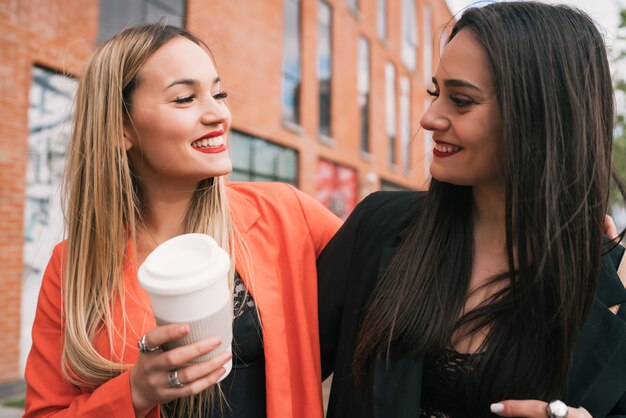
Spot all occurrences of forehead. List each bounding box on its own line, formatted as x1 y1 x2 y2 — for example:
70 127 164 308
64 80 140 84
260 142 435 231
436 29 494 90
137 36 218 87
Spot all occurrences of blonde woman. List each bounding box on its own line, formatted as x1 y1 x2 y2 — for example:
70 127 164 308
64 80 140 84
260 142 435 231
24 24 341 418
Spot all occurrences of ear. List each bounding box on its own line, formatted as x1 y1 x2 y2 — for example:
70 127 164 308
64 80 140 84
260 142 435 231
123 125 134 151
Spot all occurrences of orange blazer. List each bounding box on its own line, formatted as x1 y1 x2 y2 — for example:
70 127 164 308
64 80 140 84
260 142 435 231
24 182 342 418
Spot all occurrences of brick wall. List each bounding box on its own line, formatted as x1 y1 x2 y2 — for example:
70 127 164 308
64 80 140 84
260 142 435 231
0 0 98 383
0 0 451 383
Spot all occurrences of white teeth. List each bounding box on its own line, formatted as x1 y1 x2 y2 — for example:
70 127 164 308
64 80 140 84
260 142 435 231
192 135 224 148
434 143 460 153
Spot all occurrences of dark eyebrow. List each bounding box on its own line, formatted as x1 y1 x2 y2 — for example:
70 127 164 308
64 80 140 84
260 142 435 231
431 76 482 92
165 76 221 91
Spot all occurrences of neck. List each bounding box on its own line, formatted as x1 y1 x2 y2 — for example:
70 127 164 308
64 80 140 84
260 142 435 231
472 184 506 249
138 182 196 247
472 184 505 225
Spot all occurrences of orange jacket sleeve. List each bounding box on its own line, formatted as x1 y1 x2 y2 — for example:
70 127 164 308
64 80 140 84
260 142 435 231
24 244 158 418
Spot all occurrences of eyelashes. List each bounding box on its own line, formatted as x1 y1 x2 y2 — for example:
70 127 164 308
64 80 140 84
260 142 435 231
173 90 229 104
425 88 474 107
212 90 228 100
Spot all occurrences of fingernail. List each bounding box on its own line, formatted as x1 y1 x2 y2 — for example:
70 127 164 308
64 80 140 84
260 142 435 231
200 337 221 349
178 325 189 335
220 352 232 361
490 403 505 413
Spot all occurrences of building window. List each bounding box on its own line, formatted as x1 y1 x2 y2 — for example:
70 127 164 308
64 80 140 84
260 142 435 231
358 37 370 153
423 4 433 84
318 0 332 138
423 98 433 179
377 0 387 41
99 0 186 42
23 66 78 370
400 76 411 171
401 0 418 70
229 130 298 185
385 62 397 166
282 0 302 125
316 160 358 220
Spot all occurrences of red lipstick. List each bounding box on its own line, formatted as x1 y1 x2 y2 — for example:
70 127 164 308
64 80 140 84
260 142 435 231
195 144 227 154
195 130 224 141
432 139 462 158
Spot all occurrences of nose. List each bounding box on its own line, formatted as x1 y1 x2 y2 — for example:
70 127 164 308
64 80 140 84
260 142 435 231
420 99 449 133
200 96 231 126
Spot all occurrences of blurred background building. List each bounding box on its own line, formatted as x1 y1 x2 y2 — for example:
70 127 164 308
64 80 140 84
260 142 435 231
0 0 452 391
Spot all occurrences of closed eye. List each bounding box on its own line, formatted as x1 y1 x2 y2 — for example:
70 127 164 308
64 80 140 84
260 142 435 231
426 88 439 98
213 90 228 100
450 95 474 107
173 94 195 104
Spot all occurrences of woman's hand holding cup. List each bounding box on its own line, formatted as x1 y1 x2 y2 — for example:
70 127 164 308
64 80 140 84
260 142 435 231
130 323 232 418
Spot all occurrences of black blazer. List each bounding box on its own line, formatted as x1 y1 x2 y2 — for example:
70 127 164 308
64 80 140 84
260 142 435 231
318 191 626 418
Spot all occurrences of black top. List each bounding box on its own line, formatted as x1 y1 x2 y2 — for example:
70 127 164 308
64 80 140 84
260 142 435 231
419 349 479 418
317 191 626 418
165 272 266 418
212 272 266 418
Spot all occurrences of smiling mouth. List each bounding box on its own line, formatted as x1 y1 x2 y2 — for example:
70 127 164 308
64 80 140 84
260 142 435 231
433 141 462 157
191 135 225 149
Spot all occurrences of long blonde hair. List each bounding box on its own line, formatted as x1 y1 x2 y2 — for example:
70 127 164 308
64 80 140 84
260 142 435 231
61 23 236 416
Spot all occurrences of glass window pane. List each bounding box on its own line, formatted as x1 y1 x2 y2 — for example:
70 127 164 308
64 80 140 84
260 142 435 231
230 171 251 182
318 1 332 137
277 148 297 179
358 37 370 153
385 63 397 136
377 0 387 40
282 0 301 124
253 141 278 176
98 0 185 43
252 174 274 182
229 131 297 185
400 76 411 170
229 131 252 170
401 0 417 70
23 66 77 370
423 5 433 84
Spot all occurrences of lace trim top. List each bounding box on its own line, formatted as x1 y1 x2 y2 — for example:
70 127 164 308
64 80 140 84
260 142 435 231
419 349 480 418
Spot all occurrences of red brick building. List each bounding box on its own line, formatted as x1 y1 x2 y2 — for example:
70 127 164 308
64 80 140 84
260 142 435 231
0 0 452 385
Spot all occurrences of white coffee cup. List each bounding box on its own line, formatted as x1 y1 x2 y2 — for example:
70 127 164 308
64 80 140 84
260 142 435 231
138 233 233 379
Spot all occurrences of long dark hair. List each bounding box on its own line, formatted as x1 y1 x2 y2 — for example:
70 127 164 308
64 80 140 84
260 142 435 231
355 2 615 415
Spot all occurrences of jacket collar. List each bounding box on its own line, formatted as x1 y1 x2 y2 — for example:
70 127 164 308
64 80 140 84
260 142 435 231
226 186 260 234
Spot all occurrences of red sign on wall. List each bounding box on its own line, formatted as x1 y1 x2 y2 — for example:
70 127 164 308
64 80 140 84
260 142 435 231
316 160 357 220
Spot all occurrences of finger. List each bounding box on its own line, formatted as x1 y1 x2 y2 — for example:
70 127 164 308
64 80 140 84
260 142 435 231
143 324 190 349
604 214 618 240
176 351 232 384
174 364 229 397
158 336 222 368
491 399 547 417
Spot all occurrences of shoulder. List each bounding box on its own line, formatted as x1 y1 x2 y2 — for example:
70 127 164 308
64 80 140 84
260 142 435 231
227 181 304 209
227 182 340 235
349 190 425 233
